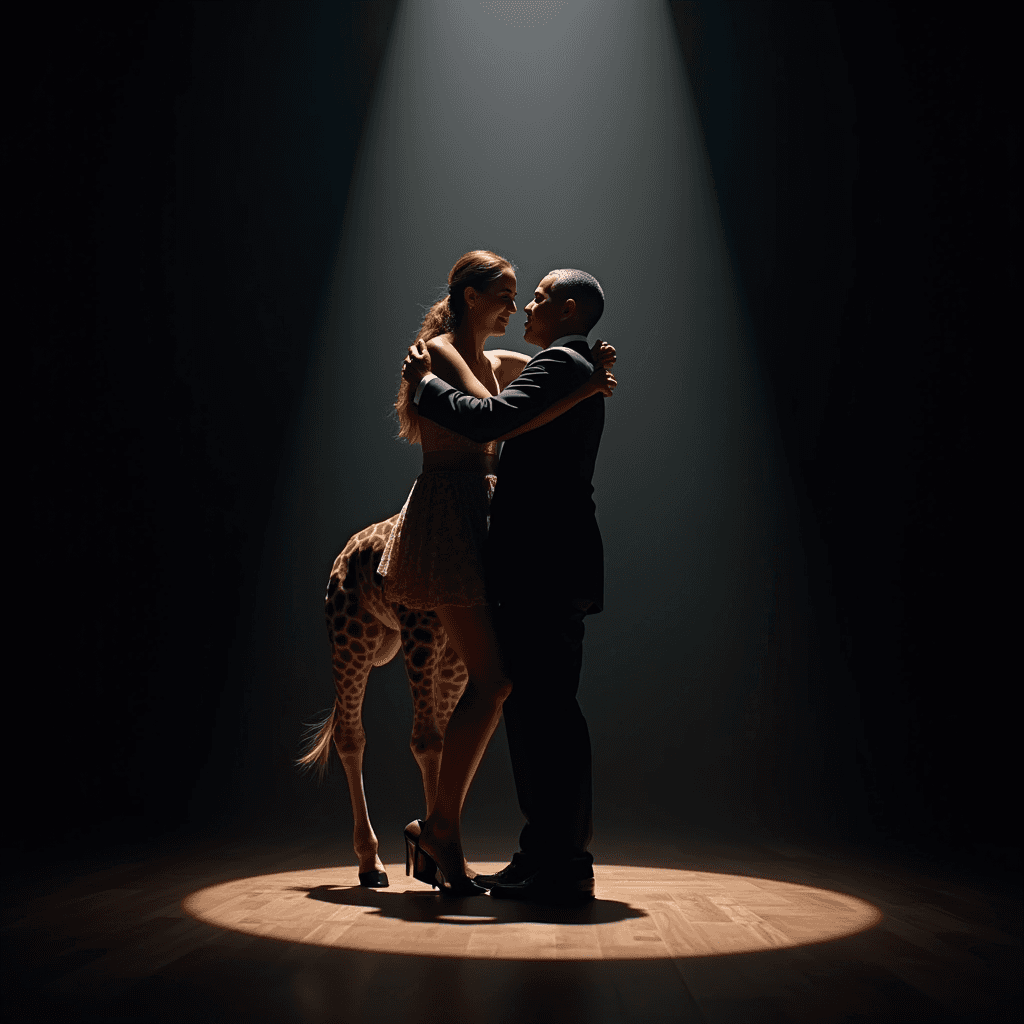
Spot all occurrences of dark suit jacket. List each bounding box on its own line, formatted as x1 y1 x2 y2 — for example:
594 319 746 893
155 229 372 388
416 338 605 613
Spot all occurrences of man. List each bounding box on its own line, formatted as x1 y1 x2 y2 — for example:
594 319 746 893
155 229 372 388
402 268 613 903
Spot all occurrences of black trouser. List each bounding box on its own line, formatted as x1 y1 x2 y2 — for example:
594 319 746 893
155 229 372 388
496 600 594 867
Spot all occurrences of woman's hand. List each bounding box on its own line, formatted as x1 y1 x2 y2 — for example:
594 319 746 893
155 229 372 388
590 338 616 370
586 339 618 398
493 345 618 441
586 366 618 398
402 340 432 385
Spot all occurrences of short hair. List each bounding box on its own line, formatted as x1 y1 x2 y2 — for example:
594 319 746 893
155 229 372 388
549 269 605 334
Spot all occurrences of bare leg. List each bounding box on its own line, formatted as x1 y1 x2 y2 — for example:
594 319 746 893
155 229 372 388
418 603 512 882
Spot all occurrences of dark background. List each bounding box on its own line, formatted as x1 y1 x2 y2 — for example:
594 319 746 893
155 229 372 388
10 2 1014 869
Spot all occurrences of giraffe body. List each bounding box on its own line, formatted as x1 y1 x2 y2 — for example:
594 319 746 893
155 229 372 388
299 514 469 884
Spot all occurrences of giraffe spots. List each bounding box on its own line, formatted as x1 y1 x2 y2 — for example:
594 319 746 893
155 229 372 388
312 514 474 866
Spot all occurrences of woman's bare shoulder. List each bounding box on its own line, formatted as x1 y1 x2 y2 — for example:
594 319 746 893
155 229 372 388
487 349 530 386
421 334 490 393
424 334 467 368
424 333 456 352
486 348 529 363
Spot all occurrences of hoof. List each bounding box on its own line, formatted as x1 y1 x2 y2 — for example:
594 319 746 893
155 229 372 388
359 870 390 888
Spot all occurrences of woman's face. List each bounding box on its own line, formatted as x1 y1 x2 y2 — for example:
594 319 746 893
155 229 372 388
468 268 517 338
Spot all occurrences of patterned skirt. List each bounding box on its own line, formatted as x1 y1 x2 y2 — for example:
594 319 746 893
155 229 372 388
379 469 498 609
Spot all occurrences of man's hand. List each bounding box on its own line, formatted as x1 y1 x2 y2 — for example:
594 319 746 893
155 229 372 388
402 340 432 385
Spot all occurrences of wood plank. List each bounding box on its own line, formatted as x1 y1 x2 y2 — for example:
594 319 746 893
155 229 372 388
4 834 1018 1024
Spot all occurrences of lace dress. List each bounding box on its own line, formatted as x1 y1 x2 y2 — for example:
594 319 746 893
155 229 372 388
378 422 498 609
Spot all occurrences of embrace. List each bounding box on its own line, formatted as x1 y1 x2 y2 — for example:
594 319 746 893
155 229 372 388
306 249 617 903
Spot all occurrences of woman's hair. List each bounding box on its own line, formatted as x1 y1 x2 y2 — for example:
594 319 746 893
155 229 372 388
396 249 514 444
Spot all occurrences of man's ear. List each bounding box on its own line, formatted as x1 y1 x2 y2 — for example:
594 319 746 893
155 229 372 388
559 297 576 321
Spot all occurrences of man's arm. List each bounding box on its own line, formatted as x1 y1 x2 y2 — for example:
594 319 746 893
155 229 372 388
413 347 592 443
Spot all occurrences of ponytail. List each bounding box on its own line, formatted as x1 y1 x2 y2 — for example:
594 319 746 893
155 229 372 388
395 250 513 445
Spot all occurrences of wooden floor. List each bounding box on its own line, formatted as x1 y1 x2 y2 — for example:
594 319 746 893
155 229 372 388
3 831 1019 1023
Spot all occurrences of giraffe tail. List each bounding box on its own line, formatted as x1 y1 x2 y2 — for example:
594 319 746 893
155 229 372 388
296 705 336 779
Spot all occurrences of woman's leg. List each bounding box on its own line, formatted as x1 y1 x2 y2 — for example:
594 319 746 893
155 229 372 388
420 603 512 877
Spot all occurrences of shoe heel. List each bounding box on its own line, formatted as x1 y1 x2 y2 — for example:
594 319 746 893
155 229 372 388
413 845 439 888
403 823 438 887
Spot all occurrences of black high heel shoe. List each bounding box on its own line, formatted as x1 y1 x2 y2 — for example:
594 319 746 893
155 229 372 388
404 821 440 888
403 820 487 896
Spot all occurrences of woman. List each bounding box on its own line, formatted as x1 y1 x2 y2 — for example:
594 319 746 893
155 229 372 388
383 250 615 895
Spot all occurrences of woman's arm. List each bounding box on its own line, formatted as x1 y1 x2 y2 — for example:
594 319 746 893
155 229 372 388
426 337 494 398
404 338 617 443
494 361 617 442
487 349 530 389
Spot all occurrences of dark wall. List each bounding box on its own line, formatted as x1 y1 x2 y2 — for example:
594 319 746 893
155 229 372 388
670 1 1014 859
14 1 399 852
831 4 1012 857
12 2 1013 862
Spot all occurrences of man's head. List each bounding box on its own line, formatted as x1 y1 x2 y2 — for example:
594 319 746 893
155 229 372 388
523 269 605 348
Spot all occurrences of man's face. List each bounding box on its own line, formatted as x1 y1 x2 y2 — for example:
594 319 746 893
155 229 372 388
523 273 567 348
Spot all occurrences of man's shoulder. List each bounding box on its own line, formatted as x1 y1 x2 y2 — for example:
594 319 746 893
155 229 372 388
529 344 591 381
543 341 591 364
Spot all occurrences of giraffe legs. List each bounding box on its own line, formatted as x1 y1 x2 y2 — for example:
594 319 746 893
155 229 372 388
317 517 504 888
338 748 387 882
329 644 387 881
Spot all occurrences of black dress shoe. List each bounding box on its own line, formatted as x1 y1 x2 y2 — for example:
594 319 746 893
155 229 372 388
473 853 538 888
489 863 595 904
